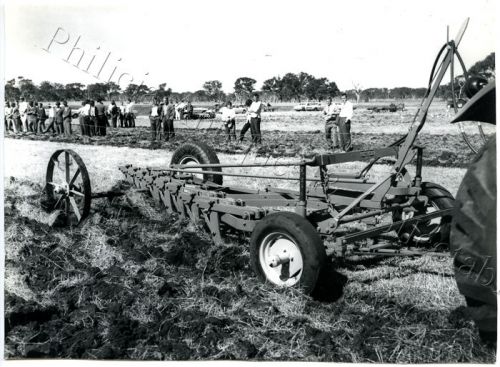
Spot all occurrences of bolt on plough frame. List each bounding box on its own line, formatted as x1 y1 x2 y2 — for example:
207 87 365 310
45 20 470 292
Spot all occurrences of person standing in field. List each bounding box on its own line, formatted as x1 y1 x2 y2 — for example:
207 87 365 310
54 101 64 135
95 99 107 136
184 101 193 120
248 93 263 144
323 97 340 150
26 101 38 134
239 98 253 143
62 101 72 137
19 97 29 132
77 101 86 134
44 104 56 134
162 98 176 141
119 101 126 128
220 101 236 142
336 93 354 151
37 103 47 133
149 99 161 142
176 100 186 120
109 100 119 128
125 98 135 128
89 100 98 136
5 102 12 133
81 100 92 136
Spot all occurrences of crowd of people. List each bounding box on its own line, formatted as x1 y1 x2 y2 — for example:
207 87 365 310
4 98 137 136
5 92 355 151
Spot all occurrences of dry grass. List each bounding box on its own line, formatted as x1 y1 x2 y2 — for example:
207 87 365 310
4 138 466 196
3 177 496 361
129 102 495 136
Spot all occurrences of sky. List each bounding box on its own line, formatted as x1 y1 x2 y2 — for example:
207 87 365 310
3 0 497 93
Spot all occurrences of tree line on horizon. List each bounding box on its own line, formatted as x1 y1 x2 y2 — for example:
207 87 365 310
5 53 494 104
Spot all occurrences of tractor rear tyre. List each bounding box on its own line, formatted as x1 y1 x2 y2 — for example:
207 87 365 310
450 136 496 343
250 212 327 294
170 142 223 185
393 182 455 247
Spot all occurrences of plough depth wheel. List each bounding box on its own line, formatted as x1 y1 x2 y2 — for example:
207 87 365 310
44 149 91 225
250 212 327 294
170 141 223 185
393 182 454 247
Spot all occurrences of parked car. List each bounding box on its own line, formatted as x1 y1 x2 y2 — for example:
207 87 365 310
367 103 406 113
293 102 323 112
191 107 215 119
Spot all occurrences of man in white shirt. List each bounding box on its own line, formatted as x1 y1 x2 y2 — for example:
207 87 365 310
337 93 354 151
76 101 86 134
176 100 186 120
125 99 135 127
149 99 161 142
81 100 92 136
323 97 341 150
19 97 29 132
248 93 263 144
220 101 237 142
44 104 56 133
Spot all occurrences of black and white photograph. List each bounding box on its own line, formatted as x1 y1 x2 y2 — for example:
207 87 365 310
1 0 497 363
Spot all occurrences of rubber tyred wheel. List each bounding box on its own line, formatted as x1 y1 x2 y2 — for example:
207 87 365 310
450 136 496 343
250 212 326 294
170 142 223 185
393 182 455 247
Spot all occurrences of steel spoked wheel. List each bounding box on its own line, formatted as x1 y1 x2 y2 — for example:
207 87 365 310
259 232 305 287
250 212 326 294
45 149 91 225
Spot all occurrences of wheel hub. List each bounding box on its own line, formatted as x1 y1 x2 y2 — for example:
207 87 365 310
259 234 304 287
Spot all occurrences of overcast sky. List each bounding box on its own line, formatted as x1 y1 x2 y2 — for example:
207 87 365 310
3 0 497 93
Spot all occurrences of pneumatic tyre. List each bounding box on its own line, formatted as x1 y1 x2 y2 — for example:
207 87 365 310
250 212 327 294
393 182 455 247
450 136 496 343
170 142 223 185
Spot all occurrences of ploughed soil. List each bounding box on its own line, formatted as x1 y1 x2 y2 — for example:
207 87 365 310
6 126 483 168
3 178 495 362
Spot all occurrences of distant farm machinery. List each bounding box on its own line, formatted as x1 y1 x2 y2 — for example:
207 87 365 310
42 19 495 304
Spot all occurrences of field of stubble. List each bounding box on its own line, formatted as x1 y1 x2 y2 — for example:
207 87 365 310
3 103 496 362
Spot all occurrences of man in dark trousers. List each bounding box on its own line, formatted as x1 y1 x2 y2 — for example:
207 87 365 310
125 99 135 127
95 99 107 136
162 97 176 141
109 100 119 128
54 101 64 135
27 101 38 133
239 98 253 142
62 101 72 136
37 103 47 133
336 93 354 151
248 93 263 144
89 100 97 136
323 97 340 150
149 99 161 142
81 100 92 136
